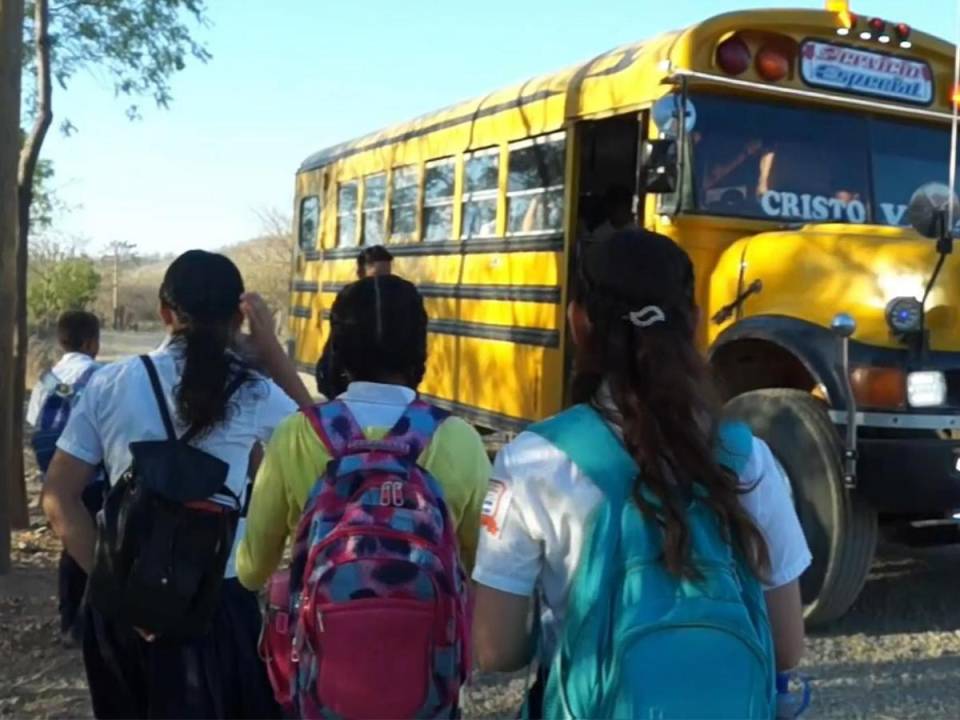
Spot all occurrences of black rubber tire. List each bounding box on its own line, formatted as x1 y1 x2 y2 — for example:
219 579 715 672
726 389 878 627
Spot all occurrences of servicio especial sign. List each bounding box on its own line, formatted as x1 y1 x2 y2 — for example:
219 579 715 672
800 40 933 106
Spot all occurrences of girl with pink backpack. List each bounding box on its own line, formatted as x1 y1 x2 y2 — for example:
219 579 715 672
238 275 490 718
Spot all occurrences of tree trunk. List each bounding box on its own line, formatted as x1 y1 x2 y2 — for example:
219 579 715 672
10 0 51 529
0 0 24 573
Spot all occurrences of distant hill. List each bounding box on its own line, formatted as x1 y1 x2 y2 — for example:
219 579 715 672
92 222 293 328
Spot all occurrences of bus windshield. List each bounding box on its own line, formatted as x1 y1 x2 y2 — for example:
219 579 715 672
687 94 956 227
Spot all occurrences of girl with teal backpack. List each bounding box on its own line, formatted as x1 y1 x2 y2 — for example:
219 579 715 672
472 230 812 719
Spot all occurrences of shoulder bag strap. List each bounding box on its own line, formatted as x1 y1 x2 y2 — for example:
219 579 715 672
385 399 450 463
302 399 366 458
527 403 637 503
139 354 177 442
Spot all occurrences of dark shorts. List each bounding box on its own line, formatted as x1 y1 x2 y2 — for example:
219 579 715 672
82 579 282 719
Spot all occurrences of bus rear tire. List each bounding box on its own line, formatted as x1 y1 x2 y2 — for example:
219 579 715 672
725 389 878 627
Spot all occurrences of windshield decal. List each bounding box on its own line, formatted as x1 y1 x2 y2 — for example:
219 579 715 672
800 40 933 106
880 203 909 226
760 191 867 222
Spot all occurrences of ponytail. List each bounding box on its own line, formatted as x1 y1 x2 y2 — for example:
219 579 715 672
175 321 248 437
160 250 252 438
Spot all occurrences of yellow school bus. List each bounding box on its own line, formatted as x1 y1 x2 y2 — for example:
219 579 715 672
291 1 960 625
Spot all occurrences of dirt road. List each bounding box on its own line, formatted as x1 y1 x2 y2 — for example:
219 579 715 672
3 332 959 718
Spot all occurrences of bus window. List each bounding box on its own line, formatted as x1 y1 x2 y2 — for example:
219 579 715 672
507 133 565 234
689 95 869 223
870 118 958 227
337 182 359 247
462 148 499 239
391 166 418 239
362 173 386 246
298 195 319 251
424 159 455 242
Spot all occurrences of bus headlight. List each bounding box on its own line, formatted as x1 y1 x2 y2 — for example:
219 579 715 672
907 371 947 408
886 297 923 334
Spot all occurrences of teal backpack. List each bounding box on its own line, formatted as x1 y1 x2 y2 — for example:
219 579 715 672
528 404 776 720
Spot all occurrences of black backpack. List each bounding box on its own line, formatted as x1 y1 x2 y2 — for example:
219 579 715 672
87 355 244 639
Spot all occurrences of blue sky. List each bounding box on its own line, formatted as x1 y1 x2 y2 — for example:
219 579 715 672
40 0 953 256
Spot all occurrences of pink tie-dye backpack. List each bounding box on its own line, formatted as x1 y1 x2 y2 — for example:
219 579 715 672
260 399 471 719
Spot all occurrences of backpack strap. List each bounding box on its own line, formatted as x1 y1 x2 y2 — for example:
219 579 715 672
74 363 99 391
302 399 366 457
140 355 177 442
529 405 755 499
527 404 637 503
384 399 450 462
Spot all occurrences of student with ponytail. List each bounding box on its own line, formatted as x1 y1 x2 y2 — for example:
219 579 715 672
43 250 311 718
472 231 811 719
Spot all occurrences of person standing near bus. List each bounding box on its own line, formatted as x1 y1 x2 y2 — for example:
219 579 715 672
471 231 810 718
314 245 394 398
42 250 312 719
588 184 638 245
239 275 488 717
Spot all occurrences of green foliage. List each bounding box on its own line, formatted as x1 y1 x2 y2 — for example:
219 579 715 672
17 129 59 233
29 158 56 230
27 255 101 328
22 0 210 124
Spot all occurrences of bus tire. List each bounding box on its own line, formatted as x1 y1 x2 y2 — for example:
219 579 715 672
725 389 878 627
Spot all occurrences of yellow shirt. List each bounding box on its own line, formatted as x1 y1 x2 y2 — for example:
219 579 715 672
237 384 491 590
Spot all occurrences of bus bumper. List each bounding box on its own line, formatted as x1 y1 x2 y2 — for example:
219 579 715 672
831 410 960 514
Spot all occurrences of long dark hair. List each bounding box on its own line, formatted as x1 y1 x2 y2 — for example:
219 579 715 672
572 231 769 579
330 275 427 388
159 250 251 436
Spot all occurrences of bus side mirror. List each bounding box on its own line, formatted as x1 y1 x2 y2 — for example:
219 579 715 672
639 139 678 194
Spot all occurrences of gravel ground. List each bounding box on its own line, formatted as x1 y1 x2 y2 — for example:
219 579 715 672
4 332 960 718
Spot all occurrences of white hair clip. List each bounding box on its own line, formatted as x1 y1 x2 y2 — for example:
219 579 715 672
624 306 667 328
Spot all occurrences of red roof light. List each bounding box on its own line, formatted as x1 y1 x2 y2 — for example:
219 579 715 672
716 36 751 76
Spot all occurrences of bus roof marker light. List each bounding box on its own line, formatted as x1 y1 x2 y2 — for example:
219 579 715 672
716 36 751 76
878 34 891 44
860 31 873 40
836 27 850 36
901 40 913 49
756 46 790 82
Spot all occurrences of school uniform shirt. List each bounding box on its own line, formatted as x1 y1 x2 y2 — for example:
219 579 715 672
472 424 812 658
55 339 298 578
26 352 101 427
236 381 491 591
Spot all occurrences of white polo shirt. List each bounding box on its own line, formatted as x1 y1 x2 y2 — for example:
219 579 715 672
56 341 298 578
472 427 812 657
26 352 101 427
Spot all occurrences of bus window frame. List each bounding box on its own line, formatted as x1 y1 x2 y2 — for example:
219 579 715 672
361 172 387 246
423 157 456 243
298 195 320 252
506 131 567 237
461 146 500 240
336 180 359 248
390 165 420 242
